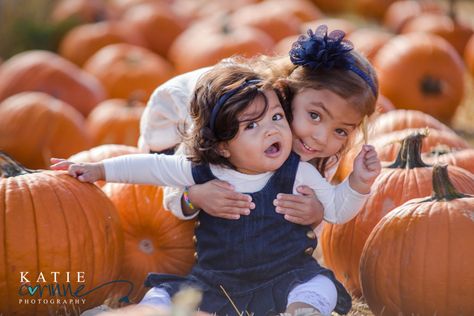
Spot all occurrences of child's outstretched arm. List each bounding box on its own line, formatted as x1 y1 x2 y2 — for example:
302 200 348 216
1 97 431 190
50 154 195 187
50 158 104 182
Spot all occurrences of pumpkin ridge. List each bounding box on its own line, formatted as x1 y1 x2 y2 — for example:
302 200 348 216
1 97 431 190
55 175 97 293
18 174 40 315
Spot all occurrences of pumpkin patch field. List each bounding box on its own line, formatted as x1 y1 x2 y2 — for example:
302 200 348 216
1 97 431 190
1 0 474 315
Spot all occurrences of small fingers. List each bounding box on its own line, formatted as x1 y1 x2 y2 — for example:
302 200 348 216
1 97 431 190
276 193 306 204
283 214 307 225
211 180 235 191
50 160 74 170
295 185 316 196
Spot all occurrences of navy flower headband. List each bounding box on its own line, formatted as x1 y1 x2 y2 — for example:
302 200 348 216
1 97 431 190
289 25 377 96
209 79 261 132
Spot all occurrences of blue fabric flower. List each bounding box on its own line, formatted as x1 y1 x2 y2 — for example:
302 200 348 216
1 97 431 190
289 25 354 70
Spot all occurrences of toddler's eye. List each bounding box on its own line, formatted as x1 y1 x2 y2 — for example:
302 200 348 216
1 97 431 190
273 113 284 121
245 122 258 130
309 112 320 121
335 128 348 137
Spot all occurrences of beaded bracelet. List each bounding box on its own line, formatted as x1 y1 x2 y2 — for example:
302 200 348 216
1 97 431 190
183 187 195 210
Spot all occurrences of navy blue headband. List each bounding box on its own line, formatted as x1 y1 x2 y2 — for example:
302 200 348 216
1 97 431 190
289 25 377 96
209 79 262 132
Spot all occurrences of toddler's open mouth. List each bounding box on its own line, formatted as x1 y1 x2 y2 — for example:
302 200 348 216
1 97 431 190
264 142 281 157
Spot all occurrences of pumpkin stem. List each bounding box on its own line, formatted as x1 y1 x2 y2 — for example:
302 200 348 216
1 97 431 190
431 164 468 201
386 131 431 169
0 151 35 178
420 75 442 96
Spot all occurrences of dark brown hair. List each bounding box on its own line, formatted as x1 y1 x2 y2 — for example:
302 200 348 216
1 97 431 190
184 59 288 168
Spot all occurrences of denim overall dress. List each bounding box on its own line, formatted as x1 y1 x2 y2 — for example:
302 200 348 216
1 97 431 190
145 152 351 315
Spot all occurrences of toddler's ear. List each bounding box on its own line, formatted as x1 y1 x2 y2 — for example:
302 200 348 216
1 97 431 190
217 143 231 158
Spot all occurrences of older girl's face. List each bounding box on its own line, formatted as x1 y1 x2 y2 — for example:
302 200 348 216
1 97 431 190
291 88 363 161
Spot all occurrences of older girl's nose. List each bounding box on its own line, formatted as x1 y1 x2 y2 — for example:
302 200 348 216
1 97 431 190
312 127 328 146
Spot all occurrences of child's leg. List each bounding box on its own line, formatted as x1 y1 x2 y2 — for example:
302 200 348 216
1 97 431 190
138 287 172 307
285 274 337 316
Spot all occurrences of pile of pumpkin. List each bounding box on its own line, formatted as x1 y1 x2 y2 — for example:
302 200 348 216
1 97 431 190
1 0 474 315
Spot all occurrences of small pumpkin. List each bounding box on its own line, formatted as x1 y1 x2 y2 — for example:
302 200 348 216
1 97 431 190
59 21 147 67
102 183 196 301
0 50 107 117
86 98 145 147
83 43 174 102
122 2 187 57
68 144 142 187
352 0 399 21
374 33 465 124
322 133 474 297
383 0 445 33
0 152 124 315
464 33 474 77
168 15 274 73
360 164 474 316
0 92 92 169
50 0 113 24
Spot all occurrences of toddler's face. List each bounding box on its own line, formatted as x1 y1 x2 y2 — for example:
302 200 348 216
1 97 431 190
290 88 363 161
220 89 292 174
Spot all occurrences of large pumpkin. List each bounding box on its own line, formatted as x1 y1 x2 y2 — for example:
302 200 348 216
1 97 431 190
374 33 465 124
360 165 474 316
86 98 145 147
168 15 274 73
383 0 445 33
0 50 106 117
102 183 196 301
83 43 174 103
0 152 124 315
0 92 92 169
322 133 474 297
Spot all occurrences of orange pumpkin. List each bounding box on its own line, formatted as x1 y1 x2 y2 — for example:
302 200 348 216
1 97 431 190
122 2 187 57
102 183 196 301
307 0 349 13
0 50 106 117
0 152 124 315
346 28 393 62
369 109 452 136
230 0 317 43
383 0 445 32
51 0 113 24
59 21 147 67
168 15 274 73
360 164 474 316
86 98 145 147
372 128 470 162
422 146 474 174
353 0 399 20
68 144 142 187
0 92 92 169
322 133 474 297
464 33 474 77
401 13 474 57
83 43 174 102
374 33 465 124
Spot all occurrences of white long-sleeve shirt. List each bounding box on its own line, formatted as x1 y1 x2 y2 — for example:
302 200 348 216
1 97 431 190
103 154 367 225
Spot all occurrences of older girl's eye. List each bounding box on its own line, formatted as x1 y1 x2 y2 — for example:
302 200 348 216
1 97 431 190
245 122 258 130
309 112 320 121
335 128 348 137
273 113 284 121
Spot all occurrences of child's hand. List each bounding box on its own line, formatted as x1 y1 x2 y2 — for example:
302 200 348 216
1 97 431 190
188 180 255 220
273 185 324 227
50 158 105 183
349 145 382 194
